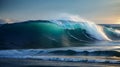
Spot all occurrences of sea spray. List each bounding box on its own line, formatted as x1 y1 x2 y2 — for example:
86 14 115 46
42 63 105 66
50 15 111 41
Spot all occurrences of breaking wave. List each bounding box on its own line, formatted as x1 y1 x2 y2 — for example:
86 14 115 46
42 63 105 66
0 15 120 49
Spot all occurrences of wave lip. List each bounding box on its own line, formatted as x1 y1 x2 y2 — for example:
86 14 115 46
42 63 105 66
51 19 111 41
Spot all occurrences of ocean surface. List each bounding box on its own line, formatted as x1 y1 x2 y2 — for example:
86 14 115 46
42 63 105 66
0 17 120 67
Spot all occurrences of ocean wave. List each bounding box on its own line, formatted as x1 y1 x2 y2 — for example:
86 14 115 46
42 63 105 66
0 16 120 49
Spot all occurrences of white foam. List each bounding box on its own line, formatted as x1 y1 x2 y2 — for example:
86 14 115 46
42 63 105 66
50 15 111 41
1 55 120 64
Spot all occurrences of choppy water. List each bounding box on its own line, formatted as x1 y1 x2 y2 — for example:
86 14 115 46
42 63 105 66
0 43 120 67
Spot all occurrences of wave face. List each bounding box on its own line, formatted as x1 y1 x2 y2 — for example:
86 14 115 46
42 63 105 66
0 16 120 49
52 20 110 41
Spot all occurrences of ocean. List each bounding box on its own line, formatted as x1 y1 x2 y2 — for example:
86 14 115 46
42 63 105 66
0 17 120 67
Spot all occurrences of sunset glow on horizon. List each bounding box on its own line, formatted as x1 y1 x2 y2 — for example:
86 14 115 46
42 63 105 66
115 17 120 24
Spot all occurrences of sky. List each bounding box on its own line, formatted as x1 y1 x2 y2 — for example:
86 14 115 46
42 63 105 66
0 0 120 24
